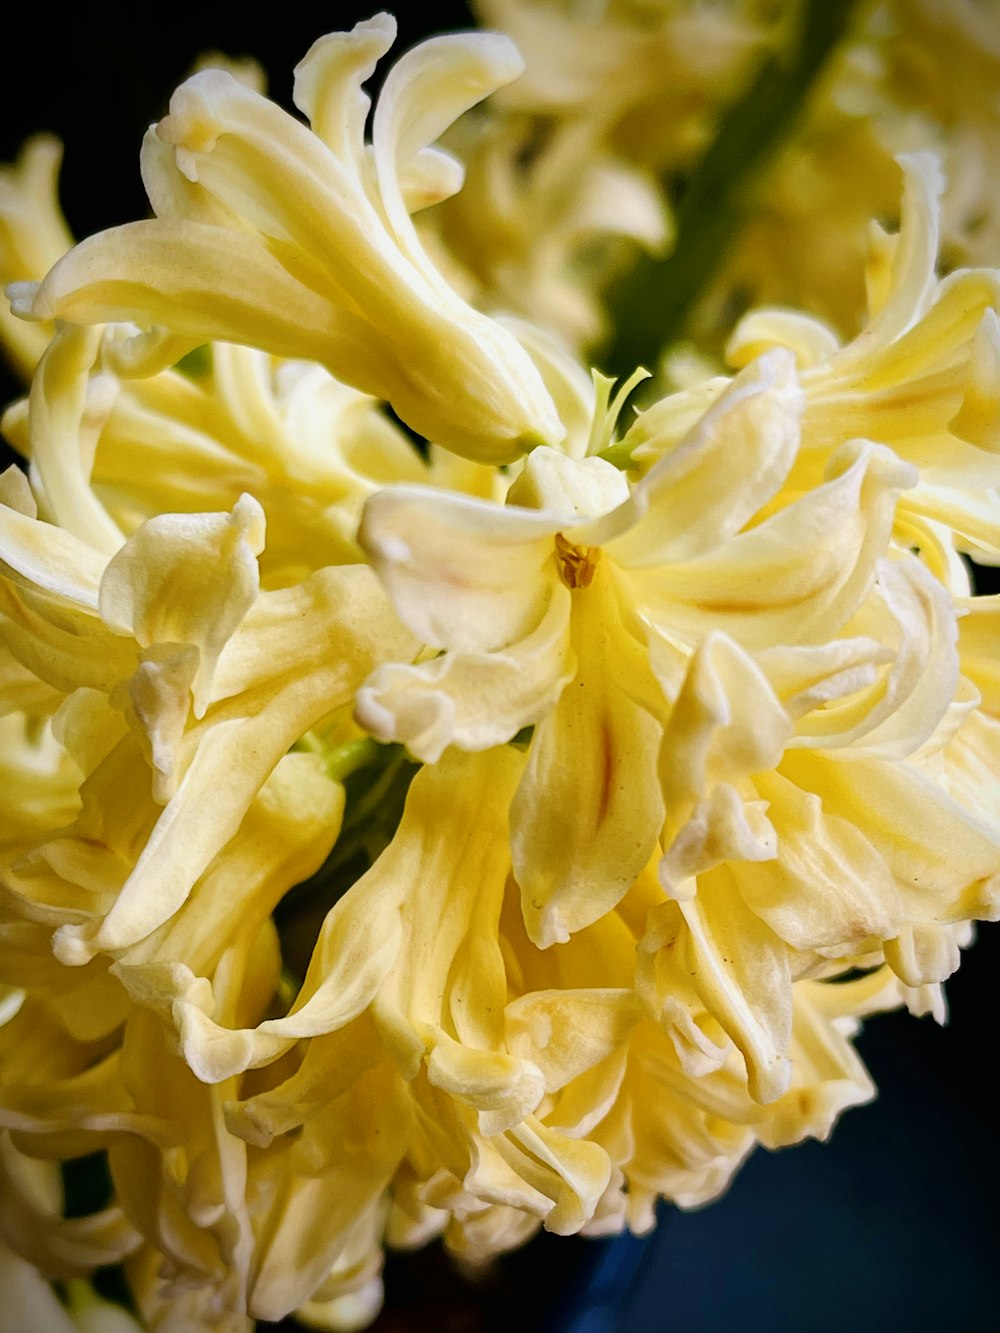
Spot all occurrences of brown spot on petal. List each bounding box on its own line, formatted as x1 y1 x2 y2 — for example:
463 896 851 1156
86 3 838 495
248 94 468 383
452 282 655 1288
596 715 615 828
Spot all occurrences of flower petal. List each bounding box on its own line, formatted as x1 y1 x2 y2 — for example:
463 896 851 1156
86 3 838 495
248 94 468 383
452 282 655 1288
355 583 573 762
360 485 561 652
512 569 664 947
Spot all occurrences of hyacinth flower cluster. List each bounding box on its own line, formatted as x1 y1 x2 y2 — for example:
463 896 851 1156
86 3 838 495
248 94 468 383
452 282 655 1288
1 7 999 1332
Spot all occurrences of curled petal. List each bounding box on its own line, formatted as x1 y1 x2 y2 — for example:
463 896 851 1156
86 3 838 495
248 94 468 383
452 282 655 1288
658 632 791 849
98 493 266 716
20 23 564 462
949 307 1000 452
355 584 573 762
678 871 793 1105
360 485 561 653
588 349 803 564
634 441 917 651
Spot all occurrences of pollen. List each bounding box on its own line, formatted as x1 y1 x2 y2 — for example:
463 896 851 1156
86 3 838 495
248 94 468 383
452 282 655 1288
555 531 601 589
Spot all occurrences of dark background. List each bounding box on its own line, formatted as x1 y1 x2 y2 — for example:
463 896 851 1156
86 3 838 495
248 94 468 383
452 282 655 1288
2 6 999 1330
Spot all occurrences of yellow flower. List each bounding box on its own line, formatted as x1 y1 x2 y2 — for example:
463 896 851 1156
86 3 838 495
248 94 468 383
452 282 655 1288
9 15 564 463
2 9 1000 1331
627 155 1000 577
0 136 75 380
356 349 926 949
0 468 416 964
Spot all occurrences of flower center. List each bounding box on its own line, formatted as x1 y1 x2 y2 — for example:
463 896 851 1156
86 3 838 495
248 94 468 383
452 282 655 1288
555 532 601 589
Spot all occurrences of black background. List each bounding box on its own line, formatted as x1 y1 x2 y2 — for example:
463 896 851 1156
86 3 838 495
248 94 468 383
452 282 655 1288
1 6 998 1330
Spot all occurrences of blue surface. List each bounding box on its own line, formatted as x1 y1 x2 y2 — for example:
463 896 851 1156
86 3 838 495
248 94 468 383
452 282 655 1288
616 933 1000 1333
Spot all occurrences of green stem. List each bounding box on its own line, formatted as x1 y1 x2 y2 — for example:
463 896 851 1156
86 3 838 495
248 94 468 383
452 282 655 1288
601 0 862 378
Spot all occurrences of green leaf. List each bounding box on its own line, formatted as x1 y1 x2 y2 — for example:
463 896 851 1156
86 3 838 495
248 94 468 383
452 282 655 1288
601 0 862 378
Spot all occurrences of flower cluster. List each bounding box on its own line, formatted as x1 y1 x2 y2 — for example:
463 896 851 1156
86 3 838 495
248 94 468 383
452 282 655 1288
1 6 999 1331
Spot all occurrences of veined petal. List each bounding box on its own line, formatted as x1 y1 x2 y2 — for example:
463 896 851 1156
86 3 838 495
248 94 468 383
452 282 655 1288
174 749 523 1088
512 567 664 948
15 219 365 365
371 746 524 1072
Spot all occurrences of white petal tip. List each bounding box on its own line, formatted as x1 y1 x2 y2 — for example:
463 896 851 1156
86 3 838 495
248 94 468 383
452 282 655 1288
52 924 97 966
6 280 43 322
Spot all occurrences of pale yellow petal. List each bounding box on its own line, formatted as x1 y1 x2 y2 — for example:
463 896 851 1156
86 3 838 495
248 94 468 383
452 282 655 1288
98 494 266 716
25 325 123 555
512 569 664 947
678 869 793 1104
355 583 573 762
589 349 803 565
359 485 560 653
735 769 902 955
